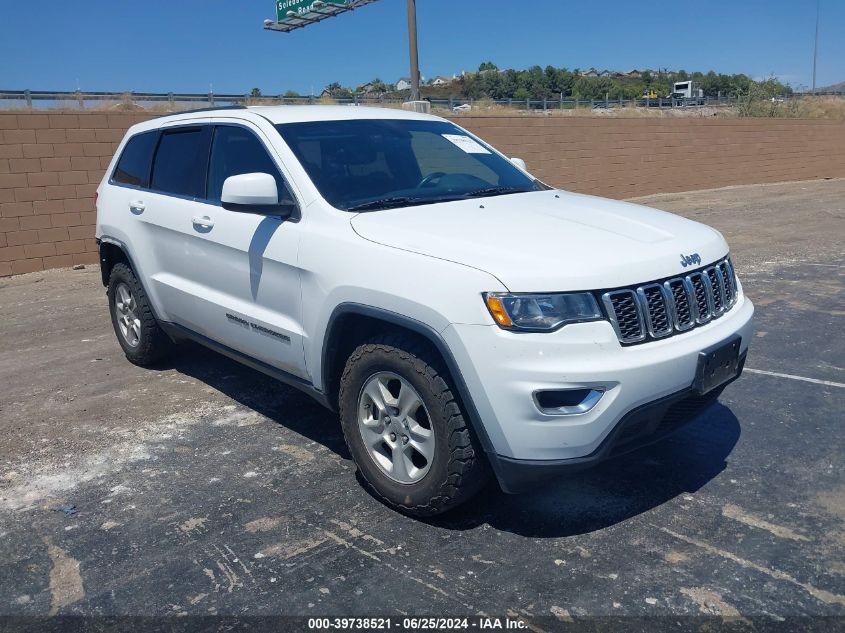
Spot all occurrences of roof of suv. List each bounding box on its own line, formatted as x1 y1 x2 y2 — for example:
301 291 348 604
253 105 441 124
156 105 441 126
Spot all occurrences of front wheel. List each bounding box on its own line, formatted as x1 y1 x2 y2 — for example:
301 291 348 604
338 334 489 516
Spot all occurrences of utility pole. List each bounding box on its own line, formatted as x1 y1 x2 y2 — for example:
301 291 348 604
406 0 421 101
812 0 820 94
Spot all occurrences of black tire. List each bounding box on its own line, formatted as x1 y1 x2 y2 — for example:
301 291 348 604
107 263 172 367
338 334 489 516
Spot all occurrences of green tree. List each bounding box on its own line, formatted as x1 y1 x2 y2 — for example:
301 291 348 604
479 69 501 97
323 82 353 99
498 69 519 99
556 68 575 97
458 73 484 99
250 88 262 98
699 71 720 96
312 63 790 104
525 65 547 99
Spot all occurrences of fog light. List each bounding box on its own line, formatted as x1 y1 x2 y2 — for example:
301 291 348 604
534 388 604 415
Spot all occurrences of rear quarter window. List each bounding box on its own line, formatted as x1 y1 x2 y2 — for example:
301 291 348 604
112 131 158 188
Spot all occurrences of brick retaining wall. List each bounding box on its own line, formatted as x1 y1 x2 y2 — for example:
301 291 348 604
1 111 844 277
455 116 845 200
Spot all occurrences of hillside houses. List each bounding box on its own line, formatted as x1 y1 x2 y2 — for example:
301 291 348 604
578 68 648 78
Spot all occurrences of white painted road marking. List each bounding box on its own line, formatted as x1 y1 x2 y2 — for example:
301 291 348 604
658 527 845 607
745 368 845 389
802 262 845 269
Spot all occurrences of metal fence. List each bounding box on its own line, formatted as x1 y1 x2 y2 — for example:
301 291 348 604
0 89 842 113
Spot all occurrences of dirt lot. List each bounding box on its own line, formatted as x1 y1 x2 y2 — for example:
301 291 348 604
0 179 843 629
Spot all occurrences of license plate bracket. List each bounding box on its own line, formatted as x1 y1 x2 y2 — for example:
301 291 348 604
692 334 742 395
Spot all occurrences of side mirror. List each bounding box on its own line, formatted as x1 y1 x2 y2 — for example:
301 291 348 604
221 173 297 219
510 157 528 171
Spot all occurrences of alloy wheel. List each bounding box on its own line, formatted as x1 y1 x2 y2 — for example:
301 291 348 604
114 282 141 348
356 371 435 484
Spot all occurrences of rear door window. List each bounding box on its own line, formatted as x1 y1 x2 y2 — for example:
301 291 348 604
207 125 291 203
151 127 211 198
112 131 158 188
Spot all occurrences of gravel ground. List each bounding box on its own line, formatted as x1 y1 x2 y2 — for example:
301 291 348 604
0 178 843 631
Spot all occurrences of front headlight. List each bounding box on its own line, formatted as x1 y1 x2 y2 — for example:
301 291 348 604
483 292 603 332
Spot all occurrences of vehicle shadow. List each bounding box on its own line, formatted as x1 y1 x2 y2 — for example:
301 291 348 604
167 341 740 538
428 403 741 538
168 341 351 460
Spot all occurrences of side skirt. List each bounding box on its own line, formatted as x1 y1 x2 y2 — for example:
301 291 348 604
160 321 333 411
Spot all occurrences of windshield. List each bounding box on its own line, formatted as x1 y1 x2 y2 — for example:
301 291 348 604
275 119 541 211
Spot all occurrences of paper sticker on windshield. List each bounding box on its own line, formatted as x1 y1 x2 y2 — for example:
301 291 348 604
442 134 491 154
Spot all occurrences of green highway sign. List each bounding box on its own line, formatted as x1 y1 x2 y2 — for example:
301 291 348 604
266 0 378 34
276 0 347 21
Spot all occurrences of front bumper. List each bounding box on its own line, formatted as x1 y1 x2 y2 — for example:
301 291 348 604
442 294 754 492
494 372 742 492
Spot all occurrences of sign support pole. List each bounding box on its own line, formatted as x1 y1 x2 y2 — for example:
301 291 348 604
812 0 819 94
406 0 421 101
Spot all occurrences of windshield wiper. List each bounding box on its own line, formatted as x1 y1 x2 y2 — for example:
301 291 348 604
347 194 471 212
346 197 415 212
460 186 527 199
347 187 527 212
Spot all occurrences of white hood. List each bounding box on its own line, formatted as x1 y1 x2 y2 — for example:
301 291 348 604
350 190 728 291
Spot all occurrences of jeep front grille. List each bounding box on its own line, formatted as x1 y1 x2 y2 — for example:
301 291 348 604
601 257 739 344
605 290 646 342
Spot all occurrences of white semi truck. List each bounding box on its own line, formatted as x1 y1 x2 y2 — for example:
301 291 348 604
672 81 706 106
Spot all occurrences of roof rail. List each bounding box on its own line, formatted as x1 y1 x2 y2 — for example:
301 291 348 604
154 104 248 118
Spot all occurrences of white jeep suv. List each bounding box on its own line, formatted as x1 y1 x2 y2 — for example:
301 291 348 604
96 106 753 516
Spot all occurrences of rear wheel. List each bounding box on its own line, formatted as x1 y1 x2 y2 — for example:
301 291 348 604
107 263 172 367
339 334 489 516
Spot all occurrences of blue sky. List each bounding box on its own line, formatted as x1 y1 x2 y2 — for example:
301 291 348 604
1 1 842 94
